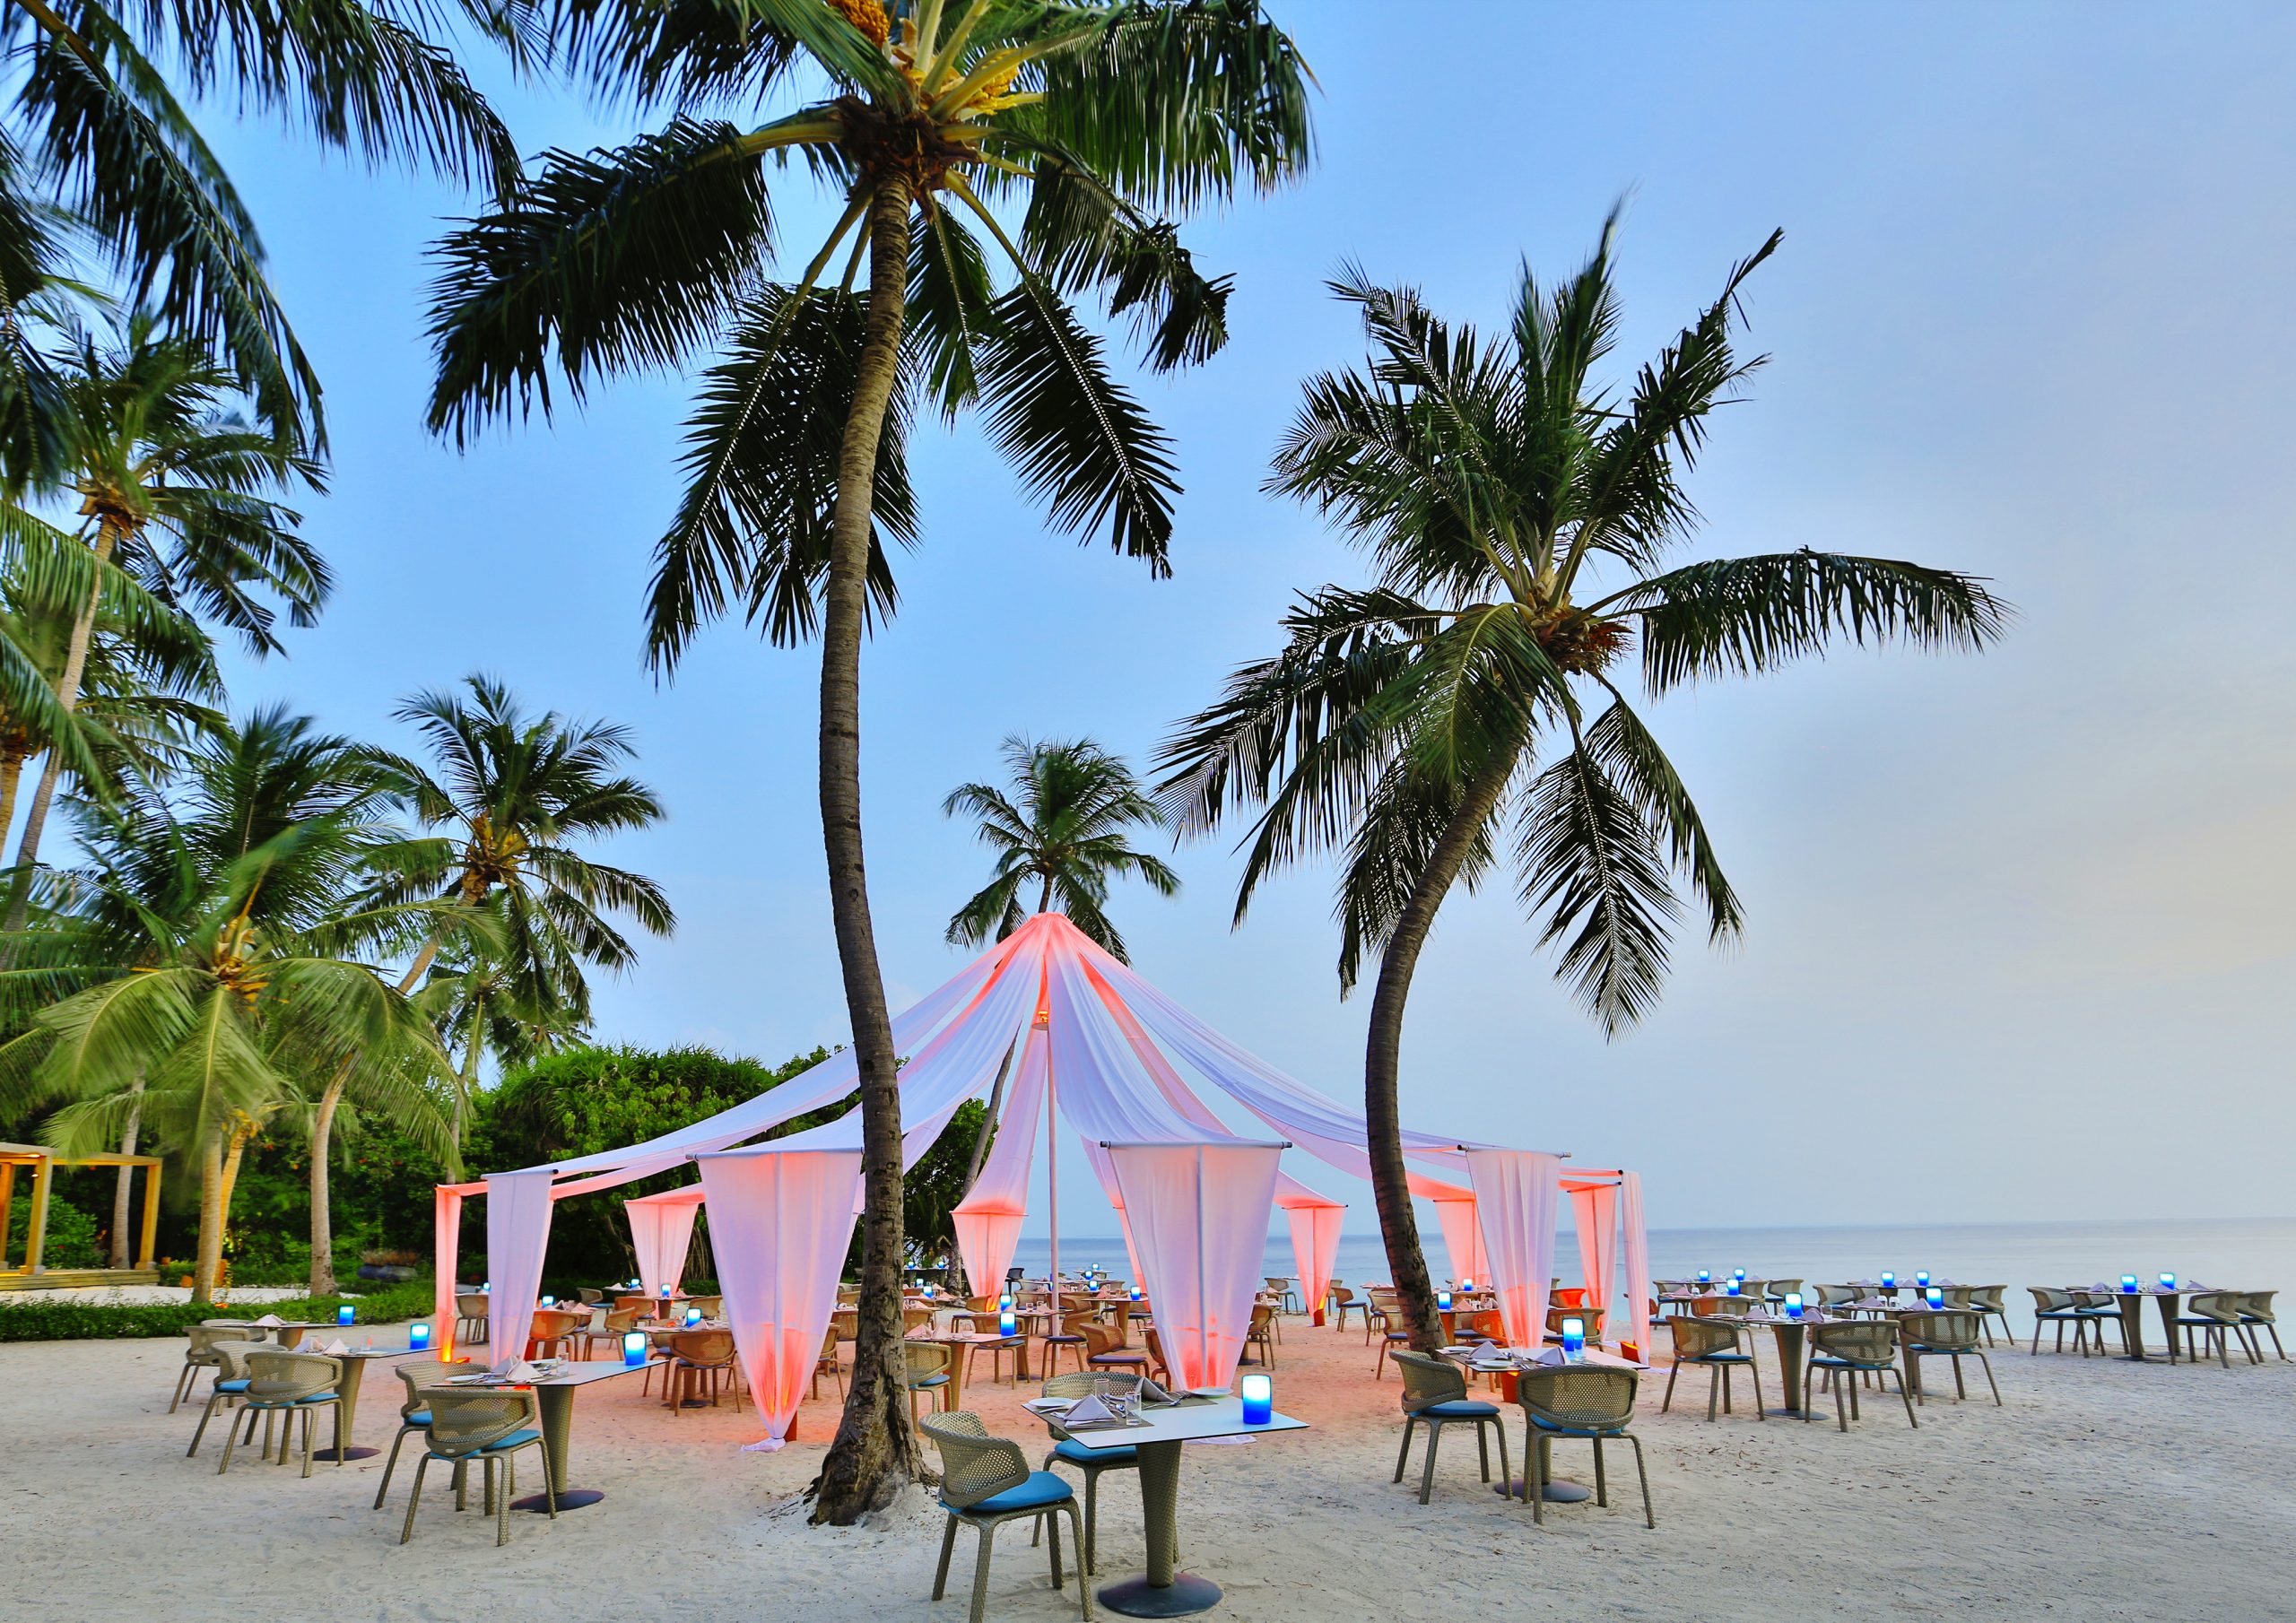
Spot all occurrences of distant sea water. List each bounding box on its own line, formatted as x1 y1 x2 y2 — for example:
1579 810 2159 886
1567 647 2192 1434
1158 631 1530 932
1007 1217 2296 1340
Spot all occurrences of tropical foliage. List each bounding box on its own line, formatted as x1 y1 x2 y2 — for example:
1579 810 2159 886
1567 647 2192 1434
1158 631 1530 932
1160 221 2009 1348
944 733 1178 960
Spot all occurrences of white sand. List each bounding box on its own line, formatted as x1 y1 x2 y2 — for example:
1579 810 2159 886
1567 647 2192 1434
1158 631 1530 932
4 1315 2291 1621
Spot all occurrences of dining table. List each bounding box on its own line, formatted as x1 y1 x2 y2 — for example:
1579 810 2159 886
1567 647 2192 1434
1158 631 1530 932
478 1356 672 1513
907 1328 1028 1403
1029 1392 1306 1618
1682 1306 1837 1419
293 1339 431 1461
2071 1282 2213 1364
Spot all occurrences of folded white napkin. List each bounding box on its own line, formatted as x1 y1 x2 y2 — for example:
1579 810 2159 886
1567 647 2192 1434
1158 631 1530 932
324 1338 350 1356
253 1313 283 1326
1061 1394 1118 1427
297 1335 326 1352
1135 1377 1178 1406
491 1357 542 1383
1532 1347 1569 1367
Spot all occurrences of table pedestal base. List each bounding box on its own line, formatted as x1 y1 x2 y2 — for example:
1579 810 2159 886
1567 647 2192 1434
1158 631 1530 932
1764 1407 1827 1420
515 1488 604 1513
1496 1478 1592 1503
311 1445 380 1462
1099 1574 1222 1618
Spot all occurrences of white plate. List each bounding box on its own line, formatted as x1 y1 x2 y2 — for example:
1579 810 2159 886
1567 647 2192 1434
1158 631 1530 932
1186 1386 1230 1398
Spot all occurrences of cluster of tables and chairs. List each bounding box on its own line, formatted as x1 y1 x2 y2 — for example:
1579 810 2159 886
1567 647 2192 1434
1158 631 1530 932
2028 1280 2284 1366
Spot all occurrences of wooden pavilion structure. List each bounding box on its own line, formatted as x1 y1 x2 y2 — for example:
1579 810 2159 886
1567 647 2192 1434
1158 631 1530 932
0 1142 162 1290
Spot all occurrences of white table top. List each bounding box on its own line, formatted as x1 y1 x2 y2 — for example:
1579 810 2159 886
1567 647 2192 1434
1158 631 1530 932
1048 1395 1308 1452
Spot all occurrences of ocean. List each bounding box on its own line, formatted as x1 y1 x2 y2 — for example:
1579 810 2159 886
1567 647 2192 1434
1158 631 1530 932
1006 1216 2296 1340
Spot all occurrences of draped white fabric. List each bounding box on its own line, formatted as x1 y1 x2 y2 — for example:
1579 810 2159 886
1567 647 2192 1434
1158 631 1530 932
694 1146 864 1448
1465 1150 1561 1350
1432 1195 1490 1284
629 1193 700 1297
952 1025 1048 1292
1622 1170 1653 1359
484 1168 555 1366
1283 1199 1345 1325
1569 1182 1618 1337
1109 1141 1283 1391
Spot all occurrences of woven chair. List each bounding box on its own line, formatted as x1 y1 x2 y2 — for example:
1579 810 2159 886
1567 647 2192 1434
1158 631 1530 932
1466 1309 1509 1348
526 1307 581 1360
1515 1366 1653 1528
1244 1303 1278 1368
218 1350 343 1478
668 1329 739 1411
903 1306 937 1335
1141 1326 1176 1388
1814 1284 1863 1311
1265 1276 1300 1315
1034 1372 1144 1575
1039 1310 1094 1380
2070 1290 2132 1353
372 1360 473 1509
1363 1290 1399 1346
2234 1290 2288 1362
903 1341 955 1424
455 1293 491 1346
1651 1280 1690 1316
1328 1285 1365 1334
813 1324 847 1399
1391 1350 1509 1506
2174 1294 2249 1367
1082 1320 1146 1376
1966 1285 2011 1345
1551 1289 1589 1312
921 1411 1091 1623
687 1294 724 1317
185 1339 271 1458
2026 1289 2103 1356
1899 1310 2001 1406
613 1293 652 1317
576 1288 604 1306
1764 1279 1805 1307
398 1387 553 1547
574 1305 645 1362
1663 1315 1763 1422
170 1324 240 1414
1546 1305 1607 1344
1805 1320 1916 1432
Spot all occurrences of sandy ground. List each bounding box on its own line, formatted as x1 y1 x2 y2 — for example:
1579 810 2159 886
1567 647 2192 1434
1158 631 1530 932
4 1312 2292 1623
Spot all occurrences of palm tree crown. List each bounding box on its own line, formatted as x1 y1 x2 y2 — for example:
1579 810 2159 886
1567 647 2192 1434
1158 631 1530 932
944 733 1177 961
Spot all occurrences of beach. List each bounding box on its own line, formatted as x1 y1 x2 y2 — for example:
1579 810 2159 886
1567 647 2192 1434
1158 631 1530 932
4 1310 2289 1622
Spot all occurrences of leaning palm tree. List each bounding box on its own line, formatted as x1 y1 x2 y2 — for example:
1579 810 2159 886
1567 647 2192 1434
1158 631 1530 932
0 0 518 452
424 0 1312 1519
1159 221 2010 1350
0 707 459 1302
2 317 330 927
298 673 671 1294
944 733 1178 961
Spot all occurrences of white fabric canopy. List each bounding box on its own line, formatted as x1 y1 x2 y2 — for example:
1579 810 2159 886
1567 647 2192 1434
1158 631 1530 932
1465 1149 1562 1350
1108 1141 1284 1391
629 1192 700 1298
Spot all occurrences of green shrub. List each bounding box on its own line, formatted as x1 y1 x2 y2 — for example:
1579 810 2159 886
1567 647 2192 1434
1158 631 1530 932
0 1277 438 1341
4 1193 102 1269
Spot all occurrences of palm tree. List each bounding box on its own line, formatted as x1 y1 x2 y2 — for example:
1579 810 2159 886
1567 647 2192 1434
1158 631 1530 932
0 706 458 1302
944 733 1178 960
419 917 588 1143
1 317 330 928
1159 221 2010 1350
423 0 1313 1520
297 673 672 1294
0 0 518 453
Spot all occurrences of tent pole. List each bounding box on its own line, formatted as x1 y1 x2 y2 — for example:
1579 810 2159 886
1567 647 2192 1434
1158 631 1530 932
1046 1037 1060 1325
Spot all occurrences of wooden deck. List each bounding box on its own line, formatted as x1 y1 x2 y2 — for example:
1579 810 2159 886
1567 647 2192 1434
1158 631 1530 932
0 1269 161 1293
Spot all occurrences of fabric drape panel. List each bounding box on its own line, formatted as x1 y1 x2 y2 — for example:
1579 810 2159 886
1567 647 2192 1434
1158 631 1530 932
1075 1139 1144 1284
1464 1150 1561 1350
1621 1171 1652 1360
485 1168 556 1365
1569 1183 1618 1339
1431 1196 1490 1284
628 1191 702 1296
1044 950 1205 1145
432 1187 461 1358
1282 1199 1344 1325
1108 1142 1283 1392
694 1147 864 1448
953 1027 1048 1291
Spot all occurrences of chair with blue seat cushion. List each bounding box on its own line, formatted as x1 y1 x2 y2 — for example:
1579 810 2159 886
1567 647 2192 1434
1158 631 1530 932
218 1351 344 1478
1515 1366 1653 1528
1899 1310 2002 1405
1033 1372 1145 1575
1664 1315 1764 1422
1805 1320 1917 1433
1391 1350 1511 1506
2025 1288 2104 1356
170 1324 241 1413
921 1411 1091 1623
904 1341 956 1427
397 1388 556 1547
372 1360 472 1510
185 1339 269 1457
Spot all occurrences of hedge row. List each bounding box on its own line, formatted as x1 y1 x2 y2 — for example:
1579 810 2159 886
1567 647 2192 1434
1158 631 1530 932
0 1277 437 1342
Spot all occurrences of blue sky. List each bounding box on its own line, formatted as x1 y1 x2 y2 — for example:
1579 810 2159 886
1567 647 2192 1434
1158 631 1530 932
157 3 2296 1231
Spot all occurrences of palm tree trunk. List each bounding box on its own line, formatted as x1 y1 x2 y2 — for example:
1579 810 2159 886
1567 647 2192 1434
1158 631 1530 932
191 1130 225 1305
811 180 918 1525
455 998 485 1144
107 1073 144 1270
307 1060 349 1296
0 749 29 858
1364 753 1518 1353
4 517 118 930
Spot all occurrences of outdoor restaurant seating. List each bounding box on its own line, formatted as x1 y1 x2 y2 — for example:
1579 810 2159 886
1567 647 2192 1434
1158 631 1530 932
1391 1350 1509 1506
1805 1321 1917 1432
2175 1294 2250 1367
372 1361 467 1509
1899 1309 2002 1405
2069 1290 2131 1351
1663 1315 1763 1421
1035 1371 1144 1574
1328 1284 1365 1333
574 1304 645 1361
217 1350 343 1478
2027 1288 2106 1355
1969 1284 2012 1344
526 1307 581 1359
397 1388 555 1548
921 1411 1091 1623
454 1292 490 1345
667 1328 739 1411
1515 1366 1653 1529
903 1341 955 1425
813 1324 846 1399
184 1338 266 1458
1040 1311 1093 1379
169 1324 239 1414
1082 1321 1145 1376
2236 1290 2288 1361
1245 1303 1278 1367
